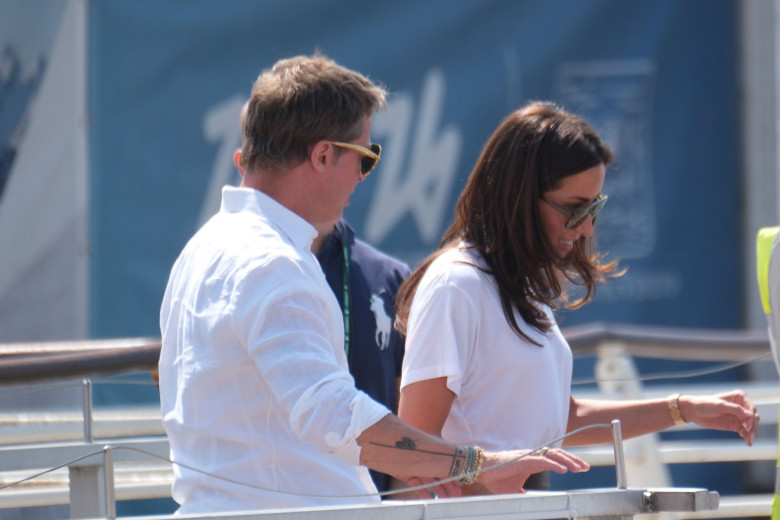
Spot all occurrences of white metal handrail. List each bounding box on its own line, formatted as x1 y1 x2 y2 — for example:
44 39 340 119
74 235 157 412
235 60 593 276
0 324 775 519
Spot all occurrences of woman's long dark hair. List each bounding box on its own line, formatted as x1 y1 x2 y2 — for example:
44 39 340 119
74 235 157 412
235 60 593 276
395 102 621 344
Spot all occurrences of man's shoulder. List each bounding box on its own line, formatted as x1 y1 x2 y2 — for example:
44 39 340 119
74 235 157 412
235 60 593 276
351 237 410 276
188 213 314 281
337 220 410 277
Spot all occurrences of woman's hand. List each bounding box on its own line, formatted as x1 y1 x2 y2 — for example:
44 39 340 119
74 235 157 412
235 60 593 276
392 476 462 499
679 390 760 445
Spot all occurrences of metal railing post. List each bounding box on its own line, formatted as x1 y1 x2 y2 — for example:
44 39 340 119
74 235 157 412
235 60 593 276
103 445 116 519
82 378 93 443
611 419 627 489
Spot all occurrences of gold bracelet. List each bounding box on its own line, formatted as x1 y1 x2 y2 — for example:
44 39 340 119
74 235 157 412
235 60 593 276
472 447 484 483
667 393 686 425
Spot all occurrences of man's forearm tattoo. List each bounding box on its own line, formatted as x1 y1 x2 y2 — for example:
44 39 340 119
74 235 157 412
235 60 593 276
369 437 467 477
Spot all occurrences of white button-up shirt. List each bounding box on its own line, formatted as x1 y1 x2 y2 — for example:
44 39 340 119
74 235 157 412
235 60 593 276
159 186 390 513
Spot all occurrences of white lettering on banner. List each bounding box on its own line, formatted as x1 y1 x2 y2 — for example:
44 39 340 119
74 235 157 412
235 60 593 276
198 94 244 226
366 69 461 244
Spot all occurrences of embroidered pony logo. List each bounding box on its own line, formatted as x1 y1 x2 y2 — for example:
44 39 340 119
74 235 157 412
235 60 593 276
370 292 392 351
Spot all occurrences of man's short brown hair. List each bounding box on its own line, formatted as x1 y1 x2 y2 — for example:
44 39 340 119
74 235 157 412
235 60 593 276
239 53 387 173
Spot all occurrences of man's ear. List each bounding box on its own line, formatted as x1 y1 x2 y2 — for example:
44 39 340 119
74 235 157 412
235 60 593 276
310 140 332 173
233 149 245 176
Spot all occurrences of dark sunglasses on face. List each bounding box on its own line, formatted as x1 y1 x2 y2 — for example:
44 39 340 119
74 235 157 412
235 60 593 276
330 141 382 176
542 193 608 229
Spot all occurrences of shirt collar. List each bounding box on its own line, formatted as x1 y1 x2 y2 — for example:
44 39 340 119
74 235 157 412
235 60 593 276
220 186 318 251
334 220 355 247
316 220 357 261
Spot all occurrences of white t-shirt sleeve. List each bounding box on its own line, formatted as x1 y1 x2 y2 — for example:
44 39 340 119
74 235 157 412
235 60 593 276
401 261 480 397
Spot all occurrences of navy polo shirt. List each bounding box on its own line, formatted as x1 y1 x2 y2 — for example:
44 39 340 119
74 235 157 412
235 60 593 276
316 220 410 492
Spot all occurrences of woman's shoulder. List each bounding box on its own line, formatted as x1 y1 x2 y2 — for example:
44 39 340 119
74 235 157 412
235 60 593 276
423 244 492 289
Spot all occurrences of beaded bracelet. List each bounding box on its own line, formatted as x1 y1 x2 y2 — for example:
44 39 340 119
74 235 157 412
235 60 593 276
459 446 484 485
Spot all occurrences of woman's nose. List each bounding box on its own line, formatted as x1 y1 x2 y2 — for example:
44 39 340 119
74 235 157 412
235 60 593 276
574 214 594 238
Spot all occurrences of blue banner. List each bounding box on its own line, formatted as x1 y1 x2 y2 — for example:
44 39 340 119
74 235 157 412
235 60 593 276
88 0 740 340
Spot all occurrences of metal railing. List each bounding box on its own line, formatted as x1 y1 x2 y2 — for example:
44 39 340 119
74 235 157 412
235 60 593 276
563 323 777 519
0 323 775 519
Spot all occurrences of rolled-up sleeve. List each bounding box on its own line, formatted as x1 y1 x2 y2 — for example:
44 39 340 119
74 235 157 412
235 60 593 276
234 256 390 463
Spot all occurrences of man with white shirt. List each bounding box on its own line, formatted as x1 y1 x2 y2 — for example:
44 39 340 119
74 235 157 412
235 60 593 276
158 53 588 514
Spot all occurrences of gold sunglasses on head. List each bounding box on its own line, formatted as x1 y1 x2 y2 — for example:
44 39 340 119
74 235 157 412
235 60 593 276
330 141 382 176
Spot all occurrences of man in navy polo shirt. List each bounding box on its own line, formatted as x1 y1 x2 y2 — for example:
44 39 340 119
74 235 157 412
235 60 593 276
312 219 410 492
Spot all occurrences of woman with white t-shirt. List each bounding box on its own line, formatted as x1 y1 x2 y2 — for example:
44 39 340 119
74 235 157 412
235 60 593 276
393 101 760 495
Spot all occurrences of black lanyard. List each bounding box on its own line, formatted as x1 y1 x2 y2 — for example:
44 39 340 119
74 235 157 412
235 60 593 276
341 240 351 358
